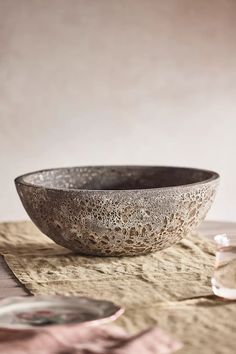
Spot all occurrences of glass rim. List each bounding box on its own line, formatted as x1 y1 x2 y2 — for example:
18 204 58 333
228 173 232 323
214 233 236 247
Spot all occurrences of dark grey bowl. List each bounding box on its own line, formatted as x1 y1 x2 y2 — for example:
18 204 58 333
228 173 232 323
15 166 219 256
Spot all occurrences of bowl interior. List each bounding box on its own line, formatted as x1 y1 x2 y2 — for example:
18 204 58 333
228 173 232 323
17 166 219 191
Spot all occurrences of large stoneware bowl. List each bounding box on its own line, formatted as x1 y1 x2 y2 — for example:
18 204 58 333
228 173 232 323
15 166 219 256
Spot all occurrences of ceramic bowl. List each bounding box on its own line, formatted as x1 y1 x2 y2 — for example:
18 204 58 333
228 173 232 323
15 166 219 256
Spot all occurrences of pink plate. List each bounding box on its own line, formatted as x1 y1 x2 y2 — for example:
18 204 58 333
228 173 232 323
0 295 124 329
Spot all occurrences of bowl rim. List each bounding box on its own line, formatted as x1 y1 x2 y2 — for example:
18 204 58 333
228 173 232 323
14 165 220 193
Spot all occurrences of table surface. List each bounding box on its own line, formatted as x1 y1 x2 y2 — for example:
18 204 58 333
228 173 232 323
0 220 235 299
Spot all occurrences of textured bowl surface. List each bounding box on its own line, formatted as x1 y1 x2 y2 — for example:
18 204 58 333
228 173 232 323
15 166 219 256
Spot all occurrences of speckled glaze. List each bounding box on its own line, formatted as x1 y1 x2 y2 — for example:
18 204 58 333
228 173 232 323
15 166 219 256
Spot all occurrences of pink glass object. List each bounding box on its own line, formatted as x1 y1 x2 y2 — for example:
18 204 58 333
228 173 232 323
211 234 236 299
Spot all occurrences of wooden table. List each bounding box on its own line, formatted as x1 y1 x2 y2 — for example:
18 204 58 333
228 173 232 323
0 220 235 299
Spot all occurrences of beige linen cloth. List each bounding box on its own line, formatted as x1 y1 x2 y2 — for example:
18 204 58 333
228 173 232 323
0 221 235 354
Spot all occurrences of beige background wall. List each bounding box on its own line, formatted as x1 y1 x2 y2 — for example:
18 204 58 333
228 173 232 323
0 0 235 221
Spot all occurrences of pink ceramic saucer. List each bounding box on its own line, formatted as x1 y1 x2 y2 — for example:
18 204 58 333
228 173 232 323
0 296 124 329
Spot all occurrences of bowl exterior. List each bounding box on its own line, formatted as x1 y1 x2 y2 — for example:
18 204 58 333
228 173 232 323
16 179 219 256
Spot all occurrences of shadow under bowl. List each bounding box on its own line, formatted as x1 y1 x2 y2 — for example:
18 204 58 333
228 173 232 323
15 166 220 256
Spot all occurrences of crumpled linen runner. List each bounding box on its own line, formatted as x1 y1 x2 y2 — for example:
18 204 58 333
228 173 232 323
0 221 236 354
